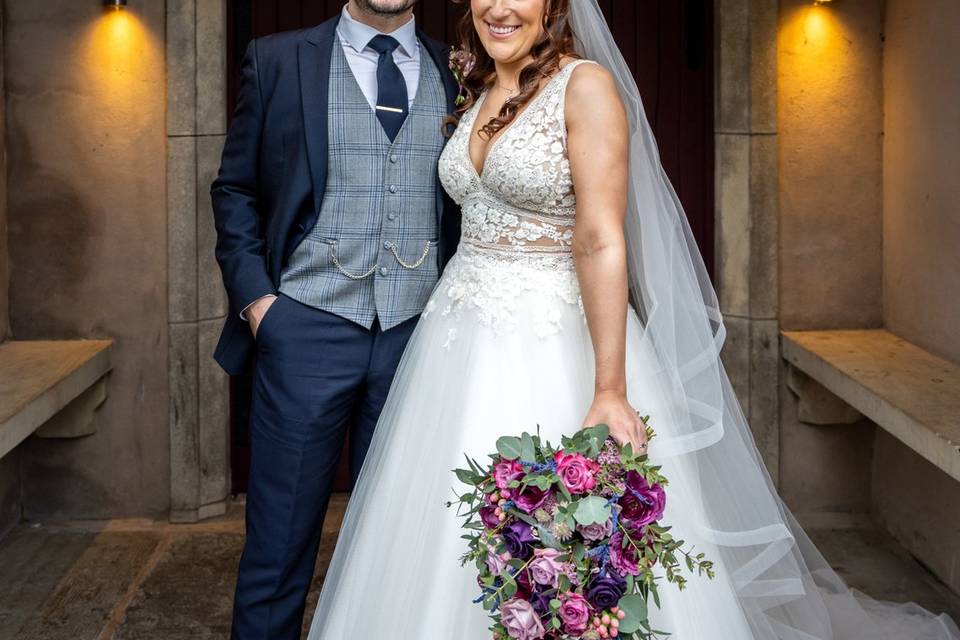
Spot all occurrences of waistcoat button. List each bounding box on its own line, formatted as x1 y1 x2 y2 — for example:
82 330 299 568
388 185 398 194
379 266 389 277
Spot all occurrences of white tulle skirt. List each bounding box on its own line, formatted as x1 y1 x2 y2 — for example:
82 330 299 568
308 245 959 640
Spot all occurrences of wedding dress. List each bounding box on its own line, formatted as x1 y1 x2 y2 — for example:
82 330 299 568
308 7 960 637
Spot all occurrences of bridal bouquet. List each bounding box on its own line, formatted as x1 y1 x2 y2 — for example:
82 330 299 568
450 424 714 640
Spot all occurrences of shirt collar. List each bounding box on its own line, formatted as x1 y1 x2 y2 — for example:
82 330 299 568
339 5 418 58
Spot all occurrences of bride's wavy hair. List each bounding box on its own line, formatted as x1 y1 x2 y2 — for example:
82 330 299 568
453 0 578 138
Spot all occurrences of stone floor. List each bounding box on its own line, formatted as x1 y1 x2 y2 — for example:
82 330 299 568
0 498 958 640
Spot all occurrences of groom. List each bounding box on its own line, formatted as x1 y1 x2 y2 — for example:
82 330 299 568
210 1 460 637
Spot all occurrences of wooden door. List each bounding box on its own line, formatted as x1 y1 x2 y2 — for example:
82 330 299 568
227 0 714 493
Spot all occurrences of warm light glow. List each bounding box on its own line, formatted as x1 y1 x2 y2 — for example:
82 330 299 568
79 9 160 107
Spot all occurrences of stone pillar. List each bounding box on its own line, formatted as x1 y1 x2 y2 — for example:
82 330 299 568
167 0 231 522
714 0 781 479
0 5 19 540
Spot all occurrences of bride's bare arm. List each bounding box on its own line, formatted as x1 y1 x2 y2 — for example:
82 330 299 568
566 63 647 451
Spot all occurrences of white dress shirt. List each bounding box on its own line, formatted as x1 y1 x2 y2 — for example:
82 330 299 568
336 5 421 109
242 7 422 322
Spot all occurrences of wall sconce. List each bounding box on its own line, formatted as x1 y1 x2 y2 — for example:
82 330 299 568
104 0 127 7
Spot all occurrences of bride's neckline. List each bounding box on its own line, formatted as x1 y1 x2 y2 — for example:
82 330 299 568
465 63 578 181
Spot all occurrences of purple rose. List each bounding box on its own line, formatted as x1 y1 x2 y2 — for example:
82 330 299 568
608 532 641 576
500 598 546 640
486 546 508 576
586 572 627 610
558 593 591 636
528 547 564 588
514 485 549 514
529 587 553 616
619 471 666 529
503 521 536 560
480 505 500 529
577 517 614 542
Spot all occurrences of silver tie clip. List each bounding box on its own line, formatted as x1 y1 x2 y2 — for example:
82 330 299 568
376 105 404 114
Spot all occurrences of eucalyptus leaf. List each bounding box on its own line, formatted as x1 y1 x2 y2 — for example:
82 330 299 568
573 495 611 526
520 432 537 461
616 594 649 634
496 436 523 461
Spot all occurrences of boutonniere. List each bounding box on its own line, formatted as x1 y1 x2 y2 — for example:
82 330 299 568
448 47 476 107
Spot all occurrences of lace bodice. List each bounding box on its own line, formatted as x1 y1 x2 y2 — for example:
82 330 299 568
431 60 595 342
439 60 595 252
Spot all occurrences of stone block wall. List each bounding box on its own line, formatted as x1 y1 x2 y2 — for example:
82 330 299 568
4 0 170 520
874 0 960 595
776 0 885 514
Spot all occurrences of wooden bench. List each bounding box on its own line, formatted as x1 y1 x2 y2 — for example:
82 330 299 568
0 340 113 459
781 329 960 483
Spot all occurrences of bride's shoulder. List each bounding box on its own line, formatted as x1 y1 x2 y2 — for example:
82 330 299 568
560 58 625 123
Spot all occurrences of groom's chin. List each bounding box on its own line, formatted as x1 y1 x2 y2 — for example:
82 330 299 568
355 0 418 16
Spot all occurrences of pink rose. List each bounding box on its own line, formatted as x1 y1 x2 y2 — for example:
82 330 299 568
558 593 591 636
494 459 525 491
500 598 546 640
554 452 600 494
528 548 564 588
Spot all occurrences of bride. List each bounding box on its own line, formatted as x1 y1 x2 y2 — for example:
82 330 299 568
309 1 960 638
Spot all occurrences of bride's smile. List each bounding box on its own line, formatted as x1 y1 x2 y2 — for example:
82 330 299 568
472 0 545 63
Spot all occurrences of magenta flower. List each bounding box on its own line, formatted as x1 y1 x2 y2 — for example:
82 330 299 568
494 459 525 491
500 598 546 640
513 485 549 514
609 531 641 576
479 505 500 529
558 593 591 636
619 471 666 529
554 452 599 494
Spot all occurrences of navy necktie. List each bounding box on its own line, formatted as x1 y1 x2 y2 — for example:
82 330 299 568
367 35 409 142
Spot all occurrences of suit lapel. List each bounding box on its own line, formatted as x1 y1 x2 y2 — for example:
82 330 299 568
417 31 457 116
416 31 457 228
299 16 341 215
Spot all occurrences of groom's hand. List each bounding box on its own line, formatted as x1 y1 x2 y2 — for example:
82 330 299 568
246 294 278 338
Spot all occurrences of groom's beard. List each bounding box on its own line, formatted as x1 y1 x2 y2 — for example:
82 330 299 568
354 0 417 16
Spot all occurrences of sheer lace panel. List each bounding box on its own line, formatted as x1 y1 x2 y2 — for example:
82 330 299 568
439 60 595 253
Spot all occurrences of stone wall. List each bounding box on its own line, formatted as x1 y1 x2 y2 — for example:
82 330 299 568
873 0 960 595
714 0 781 480
882 0 960 366
776 0 885 514
4 0 170 519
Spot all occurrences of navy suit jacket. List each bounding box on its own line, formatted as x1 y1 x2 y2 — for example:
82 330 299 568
211 15 462 376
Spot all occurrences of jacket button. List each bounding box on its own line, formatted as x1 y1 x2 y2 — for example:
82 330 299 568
388 185 398 194
390 154 399 164
379 266 389 277
388 213 398 221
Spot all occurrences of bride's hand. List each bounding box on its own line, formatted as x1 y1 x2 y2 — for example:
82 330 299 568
582 390 648 453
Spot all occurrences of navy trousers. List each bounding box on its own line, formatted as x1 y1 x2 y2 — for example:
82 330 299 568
231 294 418 640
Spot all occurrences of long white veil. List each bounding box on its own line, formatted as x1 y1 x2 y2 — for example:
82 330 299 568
568 1 959 638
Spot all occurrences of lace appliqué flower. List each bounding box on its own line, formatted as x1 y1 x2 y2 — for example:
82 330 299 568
423 245 583 346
